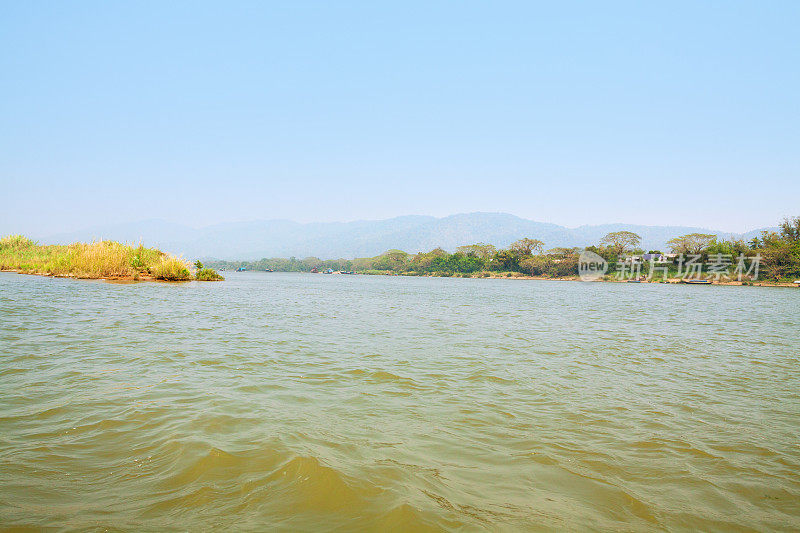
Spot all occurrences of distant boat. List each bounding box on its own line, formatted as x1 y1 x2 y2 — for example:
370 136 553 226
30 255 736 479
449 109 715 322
682 279 711 284
236 267 247 272
310 267 319 273
626 280 643 283
794 280 800 286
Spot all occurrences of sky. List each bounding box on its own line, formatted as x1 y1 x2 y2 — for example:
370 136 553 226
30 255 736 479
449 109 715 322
1 1 798 236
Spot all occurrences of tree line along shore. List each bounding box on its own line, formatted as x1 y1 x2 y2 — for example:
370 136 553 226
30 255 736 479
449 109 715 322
3 216 797 285
0 236 223 282
209 216 800 285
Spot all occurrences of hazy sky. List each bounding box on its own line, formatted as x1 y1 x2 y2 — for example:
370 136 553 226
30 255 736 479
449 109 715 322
2 2 798 236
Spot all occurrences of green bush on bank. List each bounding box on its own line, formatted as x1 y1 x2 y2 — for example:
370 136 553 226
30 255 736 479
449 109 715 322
195 268 224 281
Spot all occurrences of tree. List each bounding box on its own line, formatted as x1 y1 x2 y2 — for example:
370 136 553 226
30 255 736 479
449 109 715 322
409 248 449 271
759 222 800 280
760 238 796 280
509 238 544 256
303 256 323 270
706 239 749 257
455 243 497 259
779 216 800 242
491 249 518 271
373 249 409 271
547 247 578 257
194 260 203 270
584 244 617 262
442 253 483 273
666 233 716 255
519 256 550 276
600 231 641 256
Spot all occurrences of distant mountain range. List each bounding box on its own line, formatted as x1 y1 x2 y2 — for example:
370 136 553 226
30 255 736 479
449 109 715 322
41 213 776 260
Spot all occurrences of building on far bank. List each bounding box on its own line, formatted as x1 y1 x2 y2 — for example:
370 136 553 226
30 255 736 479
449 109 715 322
642 253 673 263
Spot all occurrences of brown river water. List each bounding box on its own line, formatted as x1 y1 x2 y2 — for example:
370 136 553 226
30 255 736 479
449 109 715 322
1 271 799 531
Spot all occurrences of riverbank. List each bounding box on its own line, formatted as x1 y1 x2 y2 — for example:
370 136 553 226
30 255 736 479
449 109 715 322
0 269 190 283
343 269 799 287
0 235 223 282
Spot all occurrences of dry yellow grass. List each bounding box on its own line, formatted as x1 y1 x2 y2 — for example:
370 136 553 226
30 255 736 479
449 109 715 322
150 256 192 281
0 235 200 281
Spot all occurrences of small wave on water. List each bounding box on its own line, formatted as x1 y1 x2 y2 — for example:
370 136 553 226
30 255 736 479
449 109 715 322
142 444 412 529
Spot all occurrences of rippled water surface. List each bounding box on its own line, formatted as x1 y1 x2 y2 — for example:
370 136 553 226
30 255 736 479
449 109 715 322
1 271 799 531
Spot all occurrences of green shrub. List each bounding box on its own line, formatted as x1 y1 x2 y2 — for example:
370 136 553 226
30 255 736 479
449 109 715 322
195 268 224 281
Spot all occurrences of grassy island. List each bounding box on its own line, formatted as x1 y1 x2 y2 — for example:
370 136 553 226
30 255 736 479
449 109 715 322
0 235 223 282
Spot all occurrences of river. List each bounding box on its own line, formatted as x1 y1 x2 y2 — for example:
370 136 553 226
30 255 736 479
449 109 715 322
1 271 798 530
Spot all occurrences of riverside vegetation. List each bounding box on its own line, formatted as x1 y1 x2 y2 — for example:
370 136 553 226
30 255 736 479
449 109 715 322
0 236 223 282
209 216 800 284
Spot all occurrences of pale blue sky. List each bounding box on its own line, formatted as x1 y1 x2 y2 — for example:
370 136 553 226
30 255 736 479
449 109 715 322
1 1 798 236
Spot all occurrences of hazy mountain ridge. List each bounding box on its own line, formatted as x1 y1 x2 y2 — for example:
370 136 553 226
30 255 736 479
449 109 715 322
41 213 777 260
